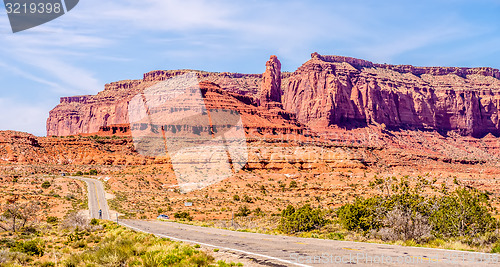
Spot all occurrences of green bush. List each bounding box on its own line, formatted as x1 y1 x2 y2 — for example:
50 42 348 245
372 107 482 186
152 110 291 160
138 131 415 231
235 206 251 217
90 218 99 225
232 195 240 201
328 232 345 240
279 204 327 233
41 181 51 189
74 171 83 176
337 177 499 242
89 169 98 175
173 211 192 221
12 238 45 256
337 197 381 232
72 240 87 249
430 188 497 238
46 216 58 224
253 207 264 216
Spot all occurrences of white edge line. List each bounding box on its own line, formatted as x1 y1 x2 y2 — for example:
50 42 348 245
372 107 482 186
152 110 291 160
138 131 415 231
67 176 496 259
119 222 312 267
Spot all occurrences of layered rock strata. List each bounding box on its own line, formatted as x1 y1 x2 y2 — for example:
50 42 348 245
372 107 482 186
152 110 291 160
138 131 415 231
282 53 500 136
48 53 500 138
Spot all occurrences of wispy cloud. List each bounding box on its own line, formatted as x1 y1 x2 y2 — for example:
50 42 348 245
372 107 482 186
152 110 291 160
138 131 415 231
0 0 499 136
0 21 109 94
0 61 61 89
19 55 103 94
95 0 237 31
0 98 50 136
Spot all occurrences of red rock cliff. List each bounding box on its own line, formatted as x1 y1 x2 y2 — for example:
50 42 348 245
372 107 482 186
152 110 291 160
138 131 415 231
282 53 500 136
48 53 500 137
47 71 262 136
258 55 282 105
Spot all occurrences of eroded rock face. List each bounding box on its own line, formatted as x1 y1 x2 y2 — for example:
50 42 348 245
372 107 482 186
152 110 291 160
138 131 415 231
47 71 263 136
0 131 146 165
282 53 500 137
258 55 282 105
48 53 500 138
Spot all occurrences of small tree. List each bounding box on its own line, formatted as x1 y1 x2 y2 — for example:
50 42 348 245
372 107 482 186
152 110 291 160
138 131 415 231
337 197 381 233
279 204 326 233
430 188 497 238
0 200 41 232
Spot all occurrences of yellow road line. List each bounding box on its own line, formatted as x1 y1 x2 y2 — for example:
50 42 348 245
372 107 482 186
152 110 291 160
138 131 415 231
94 181 101 210
410 256 441 262
342 248 362 251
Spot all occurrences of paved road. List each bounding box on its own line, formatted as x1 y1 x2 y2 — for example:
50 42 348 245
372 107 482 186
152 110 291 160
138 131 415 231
71 175 499 266
70 176 110 220
120 220 499 267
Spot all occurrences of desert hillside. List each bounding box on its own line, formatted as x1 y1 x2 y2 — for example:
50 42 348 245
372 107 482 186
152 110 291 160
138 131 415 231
2 54 499 217
1 54 500 257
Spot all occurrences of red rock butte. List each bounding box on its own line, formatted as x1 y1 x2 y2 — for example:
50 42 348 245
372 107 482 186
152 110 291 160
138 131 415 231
47 53 500 138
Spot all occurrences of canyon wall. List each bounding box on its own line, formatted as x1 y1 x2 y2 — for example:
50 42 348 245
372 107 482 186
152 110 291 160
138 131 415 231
47 71 262 136
48 53 500 138
282 53 500 137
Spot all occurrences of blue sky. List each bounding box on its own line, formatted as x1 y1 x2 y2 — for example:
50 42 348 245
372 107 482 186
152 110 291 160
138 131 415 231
0 0 499 136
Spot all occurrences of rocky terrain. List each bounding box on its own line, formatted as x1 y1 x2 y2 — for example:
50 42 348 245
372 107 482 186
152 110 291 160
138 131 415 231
283 53 500 137
44 53 500 163
47 71 263 136
48 53 500 138
3 52 500 220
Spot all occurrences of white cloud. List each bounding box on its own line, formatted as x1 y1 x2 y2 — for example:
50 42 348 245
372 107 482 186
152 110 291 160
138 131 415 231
0 0 498 137
19 55 103 94
0 61 62 89
0 27 107 94
0 98 50 136
94 0 237 31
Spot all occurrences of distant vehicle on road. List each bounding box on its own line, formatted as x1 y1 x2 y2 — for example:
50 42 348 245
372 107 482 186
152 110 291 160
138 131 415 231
157 214 169 220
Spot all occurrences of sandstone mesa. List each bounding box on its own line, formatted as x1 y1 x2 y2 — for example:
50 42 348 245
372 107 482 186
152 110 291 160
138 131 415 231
47 53 500 139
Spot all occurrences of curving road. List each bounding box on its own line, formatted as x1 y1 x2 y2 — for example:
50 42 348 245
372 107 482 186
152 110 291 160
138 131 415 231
73 176 499 266
70 176 110 220
119 220 498 267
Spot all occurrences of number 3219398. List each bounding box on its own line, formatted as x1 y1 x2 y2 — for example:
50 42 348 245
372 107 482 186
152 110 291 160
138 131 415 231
5 2 62 14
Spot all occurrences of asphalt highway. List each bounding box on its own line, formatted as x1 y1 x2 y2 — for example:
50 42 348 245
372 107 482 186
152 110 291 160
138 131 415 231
74 176 498 266
70 176 110 220
119 219 498 267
